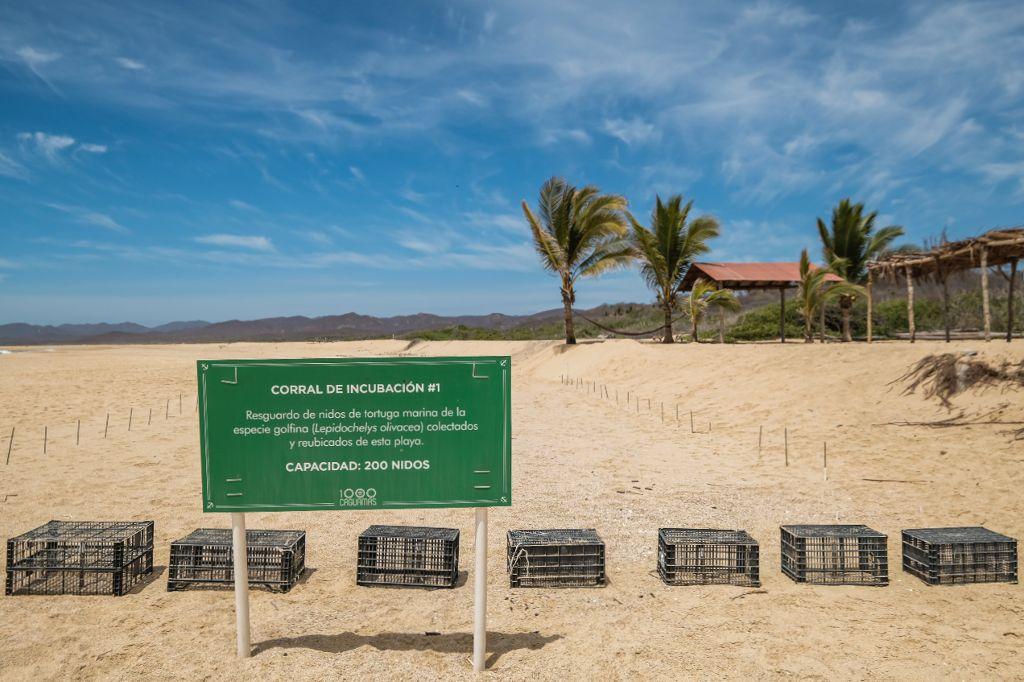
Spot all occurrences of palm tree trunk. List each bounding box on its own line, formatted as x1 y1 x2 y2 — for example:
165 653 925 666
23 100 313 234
561 287 576 345
804 308 813 343
818 301 826 343
840 295 852 342
663 305 674 344
691 317 699 343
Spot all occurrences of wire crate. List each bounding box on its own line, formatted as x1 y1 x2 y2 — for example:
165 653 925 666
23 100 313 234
357 526 459 588
166 529 306 592
780 524 888 586
658 528 760 587
507 529 605 588
5 520 154 596
903 527 1018 585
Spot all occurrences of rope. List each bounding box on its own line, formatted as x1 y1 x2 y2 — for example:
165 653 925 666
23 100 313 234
573 310 689 337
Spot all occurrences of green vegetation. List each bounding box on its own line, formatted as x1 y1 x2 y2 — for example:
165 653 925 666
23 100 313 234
522 177 632 344
629 195 719 343
686 279 739 342
816 198 903 341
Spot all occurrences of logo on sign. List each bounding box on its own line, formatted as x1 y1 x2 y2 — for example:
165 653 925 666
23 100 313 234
340 487 378 507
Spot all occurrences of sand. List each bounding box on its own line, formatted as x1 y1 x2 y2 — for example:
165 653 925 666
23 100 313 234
0 338 1021 680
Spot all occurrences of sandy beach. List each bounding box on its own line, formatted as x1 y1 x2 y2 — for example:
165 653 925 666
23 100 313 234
0 339 1021 680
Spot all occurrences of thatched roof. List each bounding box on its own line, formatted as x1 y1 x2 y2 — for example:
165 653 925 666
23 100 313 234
868 227 1024 279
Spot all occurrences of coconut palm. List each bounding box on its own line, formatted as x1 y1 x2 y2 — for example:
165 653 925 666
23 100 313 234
817 199 903 341
795 249 864 343
686 278 740 342
629 195 720 343
522 177 632 344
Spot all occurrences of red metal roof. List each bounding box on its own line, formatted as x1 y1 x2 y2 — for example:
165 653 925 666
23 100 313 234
680 261 843 290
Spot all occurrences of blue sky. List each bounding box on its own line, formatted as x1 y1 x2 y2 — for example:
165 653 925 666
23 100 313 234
1 1 1022 325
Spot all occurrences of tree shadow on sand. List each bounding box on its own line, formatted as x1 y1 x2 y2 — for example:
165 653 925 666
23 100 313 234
253 630 562 668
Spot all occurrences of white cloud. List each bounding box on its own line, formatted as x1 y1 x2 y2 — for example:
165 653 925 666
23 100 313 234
229 199 258 211
45 203 130 234
115 57 145 70
18 132 76 161
602 118 659 146
0 257 17 268
464 211 524 232
456 89 487 106
349 165 365 182
0 151 28 180
78 143 108 154
539 128 591 145
16 46 59 67
195 234 274 251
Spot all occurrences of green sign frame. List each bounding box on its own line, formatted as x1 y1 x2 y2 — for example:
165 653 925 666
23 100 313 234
197 356 511 512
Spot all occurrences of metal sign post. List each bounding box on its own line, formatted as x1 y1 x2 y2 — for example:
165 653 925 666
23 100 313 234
473 507 487 672
231 512 251 658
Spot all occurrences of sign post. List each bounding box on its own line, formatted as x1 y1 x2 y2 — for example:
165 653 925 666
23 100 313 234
197 356 511 668
231 512 251 658
473 507 487 672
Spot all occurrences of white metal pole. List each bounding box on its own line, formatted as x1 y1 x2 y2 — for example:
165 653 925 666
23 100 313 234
473 507 488 672
231 512 251 659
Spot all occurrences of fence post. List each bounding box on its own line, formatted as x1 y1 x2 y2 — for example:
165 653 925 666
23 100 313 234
5 426 13 465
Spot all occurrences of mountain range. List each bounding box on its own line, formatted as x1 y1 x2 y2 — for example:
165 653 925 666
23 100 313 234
0 309 589 345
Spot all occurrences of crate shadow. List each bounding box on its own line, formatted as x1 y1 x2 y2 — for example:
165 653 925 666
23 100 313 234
253 630 562 668
126 565 166 595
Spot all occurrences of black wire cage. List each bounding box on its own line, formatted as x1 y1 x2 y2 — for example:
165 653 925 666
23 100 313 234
658 528 760 587
167 528 306 592
903 527 1018 586
357 525 459 588
780 524 888 586
507 529 606 587
6 520 154 596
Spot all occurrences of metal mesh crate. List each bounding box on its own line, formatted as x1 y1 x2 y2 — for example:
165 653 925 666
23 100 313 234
903 527 1018 585
5 520 154 596
658 528 760 586
357 526 459 588
781 525 888 586
167 529 306 592
507 529 605 587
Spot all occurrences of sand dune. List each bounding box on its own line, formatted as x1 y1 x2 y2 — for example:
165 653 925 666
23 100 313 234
0 339 1021 680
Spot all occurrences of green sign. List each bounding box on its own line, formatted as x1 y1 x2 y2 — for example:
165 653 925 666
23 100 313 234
197 356 511 512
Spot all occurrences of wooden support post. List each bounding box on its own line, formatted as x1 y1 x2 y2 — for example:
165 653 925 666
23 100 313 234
104 414 109 438
980 248 991 341
939 261 951 343
76 419 80 445
43 426 47 454
166 399 170 419
179 393 183 415
779 287 786 343
128 408 133 432
906 267 916 343
866 270 874 344
758 425 763 457
6 426 13 465
690 410 694 433
1008 259 1018 343
148 408 152 426
823 442 828 482
784 427 789 466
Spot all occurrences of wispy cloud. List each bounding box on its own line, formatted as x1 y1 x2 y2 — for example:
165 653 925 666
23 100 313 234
0 151 29 180
78 143 108 154
195 234 274 251
18 132 75 161
602 118 659 146
45 203 130 233
115 56 145 70
349 166 365 182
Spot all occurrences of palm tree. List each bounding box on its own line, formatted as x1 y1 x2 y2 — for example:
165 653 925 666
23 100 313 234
629 195 720 343
795 249 864 343
686 279 739 342
522 177 632 344
817 199 903 341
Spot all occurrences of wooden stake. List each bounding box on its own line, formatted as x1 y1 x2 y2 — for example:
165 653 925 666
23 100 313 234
690 411 694 433
660 402 664 422
758 425 763 456
6 426 13 465
166 399 170 419
866 270 874 344
128 407 133 432
784 427 789 466
104 414 109 438
823 442 828 481
179 393 183 414
43 426 47 454
906 266 916 343
76 419 80 445
148 408 152 426
675 404 679 421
